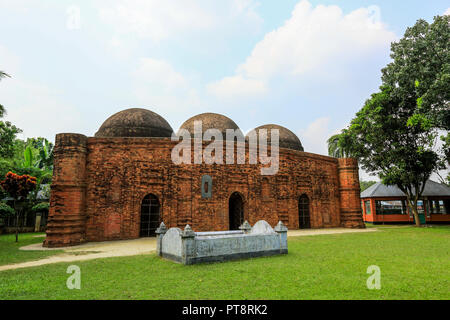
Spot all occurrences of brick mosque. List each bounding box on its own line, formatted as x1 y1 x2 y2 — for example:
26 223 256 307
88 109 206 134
44 108 364 247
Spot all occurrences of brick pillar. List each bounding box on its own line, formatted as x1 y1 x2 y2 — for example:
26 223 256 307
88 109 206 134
338 158 365 228
43 133 88 247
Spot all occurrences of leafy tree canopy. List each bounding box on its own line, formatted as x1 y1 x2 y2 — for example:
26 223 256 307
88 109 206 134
331 15 449 226
0 172 37 199
381 15 449 161
0 201 14 216
0 121 22 159
31 201 49 213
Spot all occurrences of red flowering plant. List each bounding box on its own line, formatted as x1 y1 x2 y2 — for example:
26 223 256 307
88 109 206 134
0 171 37 242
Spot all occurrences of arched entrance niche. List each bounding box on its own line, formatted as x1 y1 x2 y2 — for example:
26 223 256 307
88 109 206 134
298 194 311 229
229 192 244 230
140 194 160 237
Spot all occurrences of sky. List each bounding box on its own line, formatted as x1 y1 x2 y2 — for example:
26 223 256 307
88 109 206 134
0 0 449 180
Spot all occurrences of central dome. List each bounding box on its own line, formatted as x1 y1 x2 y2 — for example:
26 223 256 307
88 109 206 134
178 113 242 140
95 108 173 138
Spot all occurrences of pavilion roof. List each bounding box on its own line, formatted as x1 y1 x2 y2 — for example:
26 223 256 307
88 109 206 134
360 180 450 198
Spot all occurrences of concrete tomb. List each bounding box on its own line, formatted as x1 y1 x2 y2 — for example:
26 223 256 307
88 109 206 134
156 220 288 264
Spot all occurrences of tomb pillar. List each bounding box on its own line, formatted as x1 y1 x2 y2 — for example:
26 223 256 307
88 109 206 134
155 222 168 256
274 221 288 253
181 225 196 265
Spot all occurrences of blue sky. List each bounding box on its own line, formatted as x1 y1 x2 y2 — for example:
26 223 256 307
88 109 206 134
0 0 449 179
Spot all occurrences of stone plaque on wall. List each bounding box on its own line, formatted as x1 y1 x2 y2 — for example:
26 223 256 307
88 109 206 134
201 175 212 199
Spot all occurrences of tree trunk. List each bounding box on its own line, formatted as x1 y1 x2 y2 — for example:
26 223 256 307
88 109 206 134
411 203 421 227
14 199 19 242
406 196 421 227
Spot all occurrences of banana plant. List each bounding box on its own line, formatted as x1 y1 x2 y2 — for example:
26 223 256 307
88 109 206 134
23 145 34 167
35 139 54 170
22 138 54 170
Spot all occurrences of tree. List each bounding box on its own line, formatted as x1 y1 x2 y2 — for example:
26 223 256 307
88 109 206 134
381 15 450 165
0 136 53 221
334 15 449 227
360 181 377 192
31 202 49 214
0 172 37 242
0 201 14 230
0 71 11 118
341 85 442 226
28 137 54 170
0 121 22 158
0 71 9 80
0 70 22 159
327 134 352 158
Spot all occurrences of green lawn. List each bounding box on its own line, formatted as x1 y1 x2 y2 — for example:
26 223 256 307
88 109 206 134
0 226 449 300
0 233 63 266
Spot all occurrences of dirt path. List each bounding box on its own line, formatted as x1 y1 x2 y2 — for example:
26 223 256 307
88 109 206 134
0 227 376 272
0 238 157 272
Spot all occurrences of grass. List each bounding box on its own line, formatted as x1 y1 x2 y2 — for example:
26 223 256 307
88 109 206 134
0 233 63 266
0 226 449 299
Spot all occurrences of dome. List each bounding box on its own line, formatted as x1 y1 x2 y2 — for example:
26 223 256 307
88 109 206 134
178 113 242 140
95 108 174 138
246 124 304 151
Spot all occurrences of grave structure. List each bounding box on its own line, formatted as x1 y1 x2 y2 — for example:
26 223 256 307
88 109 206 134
156 220 288 264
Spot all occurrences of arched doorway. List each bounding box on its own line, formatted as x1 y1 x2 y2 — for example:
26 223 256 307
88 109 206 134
229 192 244 230
140 194 160 237
298 194 311 229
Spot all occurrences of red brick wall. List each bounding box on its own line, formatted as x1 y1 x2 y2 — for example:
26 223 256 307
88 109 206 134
44 134 364 247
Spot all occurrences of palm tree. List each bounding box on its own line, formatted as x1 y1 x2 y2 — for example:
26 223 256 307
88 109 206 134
0 71 10 80
327 133 351 158
0 71 10 118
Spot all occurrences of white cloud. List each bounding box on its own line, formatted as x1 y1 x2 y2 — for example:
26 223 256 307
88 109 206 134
0 45 82 142
0 45 20 75
230 0 263 29
209 0 396 98
0 0 38 13
131 58 203 124
134 58 187 90
2 81 83 142
97 0 213 41
298 117 332 156
96 0 262 41
207 75 266 98
444 8 450 15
